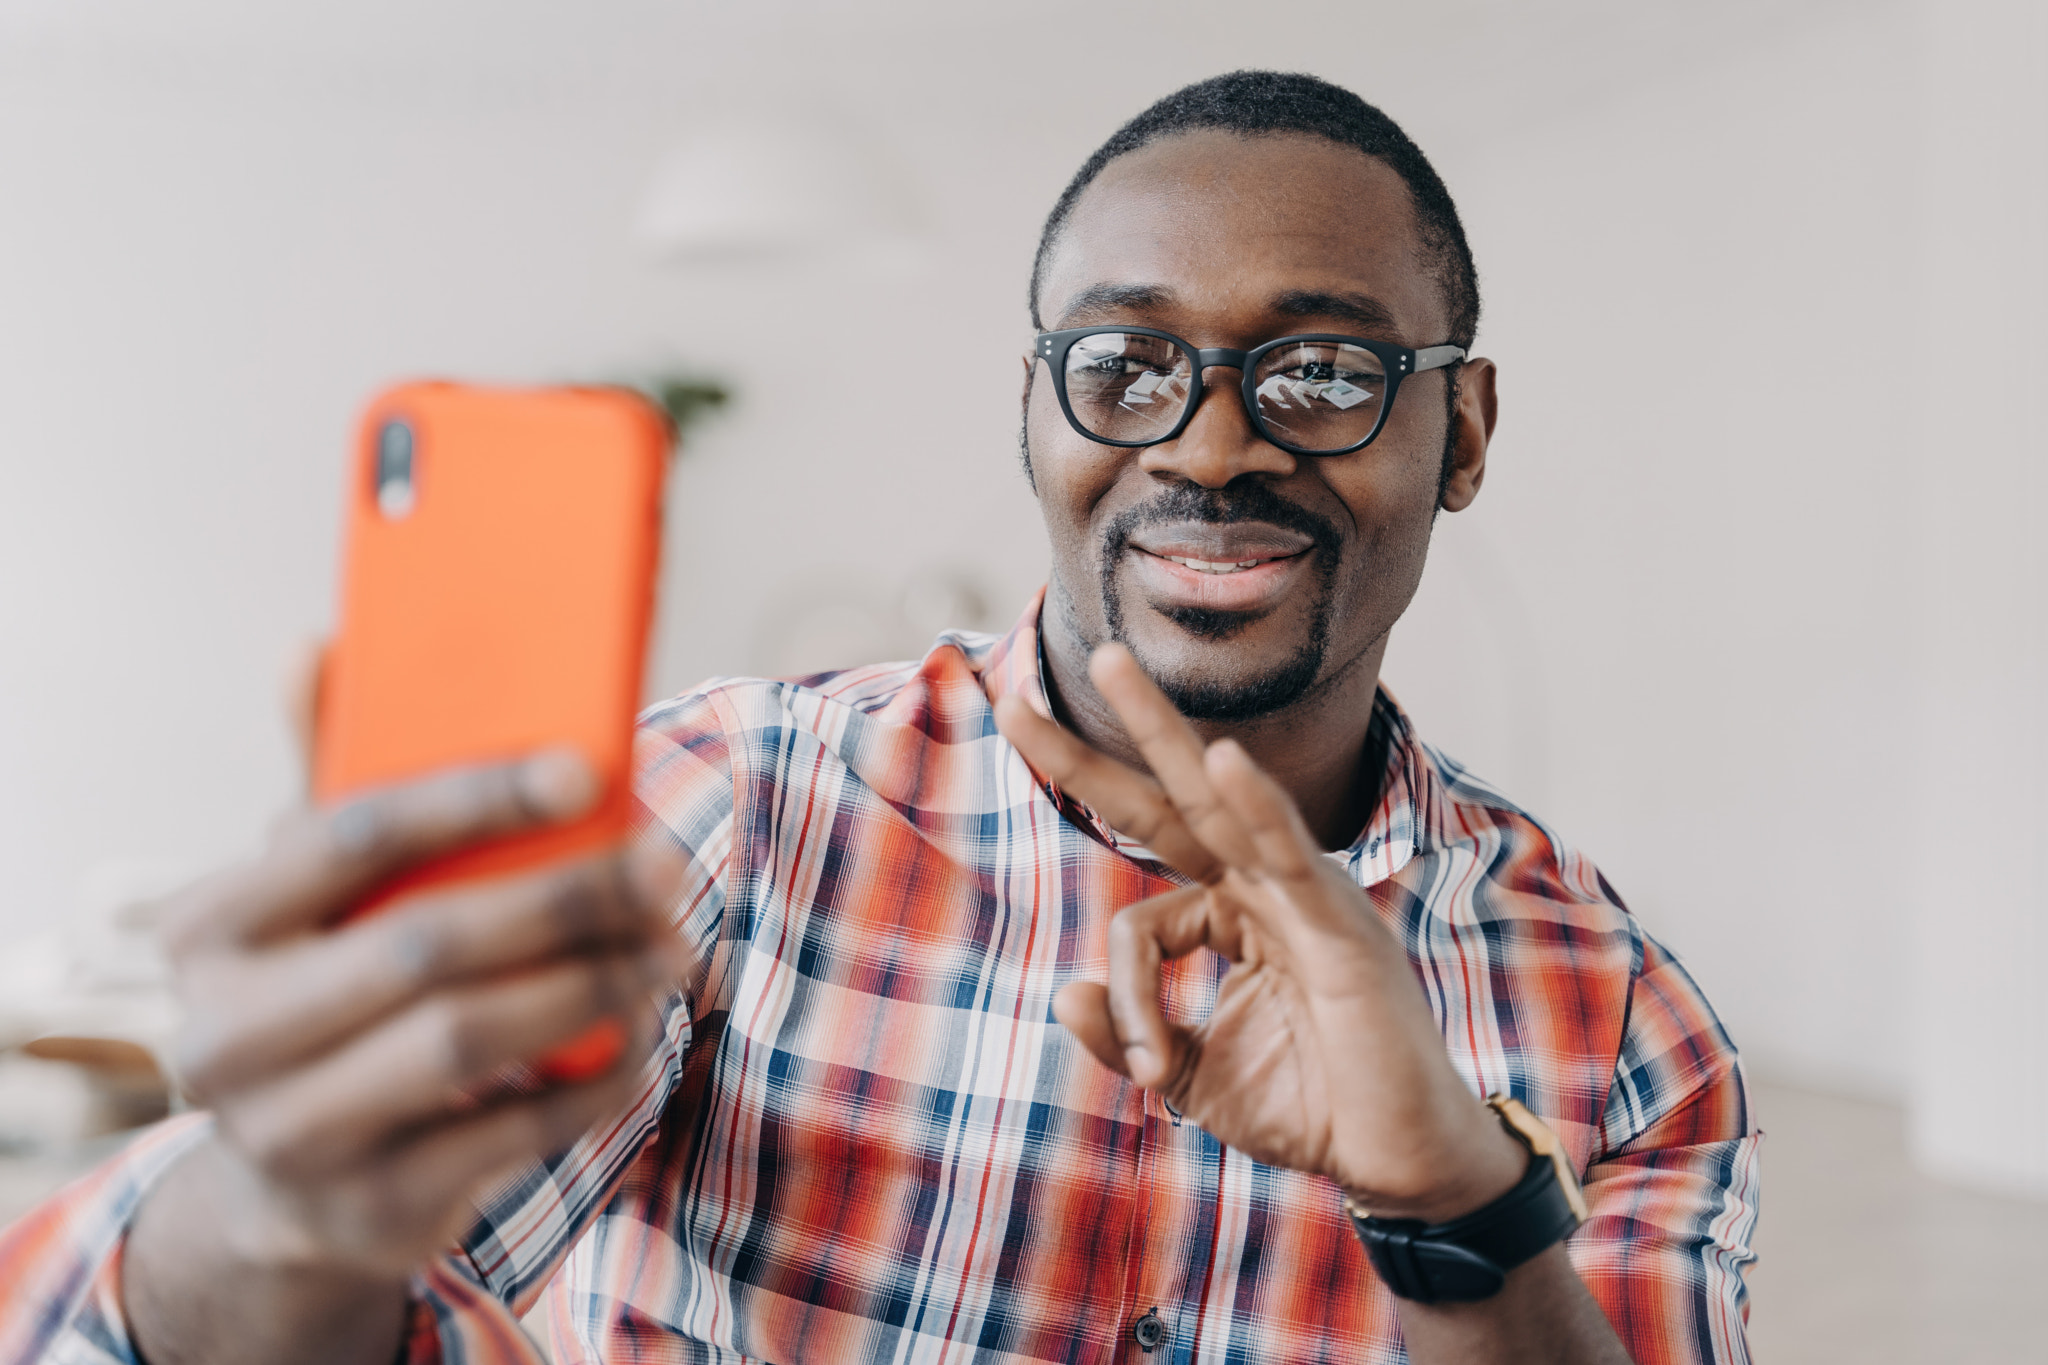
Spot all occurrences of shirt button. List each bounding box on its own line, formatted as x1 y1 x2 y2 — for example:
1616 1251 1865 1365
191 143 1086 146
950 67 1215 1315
1132 1309 1168 1353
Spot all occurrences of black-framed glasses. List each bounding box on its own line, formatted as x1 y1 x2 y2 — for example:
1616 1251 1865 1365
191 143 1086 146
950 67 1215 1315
1034 326 1465 457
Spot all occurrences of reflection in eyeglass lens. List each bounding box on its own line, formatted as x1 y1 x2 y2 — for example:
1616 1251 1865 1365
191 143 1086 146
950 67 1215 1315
1064 333 1192 441
1254 342 1387 451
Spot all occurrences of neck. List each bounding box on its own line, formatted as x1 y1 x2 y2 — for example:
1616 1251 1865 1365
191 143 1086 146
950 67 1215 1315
1040 595 1390 851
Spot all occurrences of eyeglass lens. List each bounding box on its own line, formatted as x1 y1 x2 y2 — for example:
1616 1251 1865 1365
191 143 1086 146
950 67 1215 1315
1061 332 1389 452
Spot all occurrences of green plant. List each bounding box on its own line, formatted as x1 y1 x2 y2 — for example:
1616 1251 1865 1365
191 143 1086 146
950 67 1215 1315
635 373 732 447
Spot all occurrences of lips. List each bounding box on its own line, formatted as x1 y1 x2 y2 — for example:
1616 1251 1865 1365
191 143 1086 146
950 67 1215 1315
1124 522 1317 612
1154 553 1287 574
1129 523 1315 565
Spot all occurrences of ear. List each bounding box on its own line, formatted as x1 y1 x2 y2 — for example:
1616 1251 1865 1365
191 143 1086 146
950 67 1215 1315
1439 357 1497 514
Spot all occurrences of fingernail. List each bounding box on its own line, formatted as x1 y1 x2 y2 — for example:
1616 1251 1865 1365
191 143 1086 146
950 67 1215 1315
521 749 597 819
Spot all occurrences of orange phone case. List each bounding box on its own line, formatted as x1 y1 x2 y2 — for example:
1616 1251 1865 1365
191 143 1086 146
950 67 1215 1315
313 381 669 1079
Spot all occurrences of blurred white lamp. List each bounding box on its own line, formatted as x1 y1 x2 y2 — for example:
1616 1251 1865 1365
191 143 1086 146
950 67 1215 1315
631 113 926 264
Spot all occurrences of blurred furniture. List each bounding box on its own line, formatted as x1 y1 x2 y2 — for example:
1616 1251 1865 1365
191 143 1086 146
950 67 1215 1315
0 875 180 1157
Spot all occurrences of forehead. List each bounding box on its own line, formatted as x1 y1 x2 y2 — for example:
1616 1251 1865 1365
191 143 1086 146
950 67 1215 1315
1042 129 1444 338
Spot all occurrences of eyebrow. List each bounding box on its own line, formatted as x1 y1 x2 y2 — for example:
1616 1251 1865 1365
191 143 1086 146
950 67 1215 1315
1269 289 1400 335
1054 283 1175 325
1051 283 1403 336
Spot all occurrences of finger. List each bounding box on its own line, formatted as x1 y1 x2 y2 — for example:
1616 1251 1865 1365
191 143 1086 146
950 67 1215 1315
1102 885 1211 1090
178 841 689 1094
363 1052 650 1254
993 695 1222 884
1208 739 1394 957
1204 739 1326 890
1088 645 1256 869
169 749 599 949
1052 982 1129 1078
222 951 664 1179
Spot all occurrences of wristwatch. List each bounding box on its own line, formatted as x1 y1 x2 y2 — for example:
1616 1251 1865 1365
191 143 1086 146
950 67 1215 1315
1343 1095 1588 1304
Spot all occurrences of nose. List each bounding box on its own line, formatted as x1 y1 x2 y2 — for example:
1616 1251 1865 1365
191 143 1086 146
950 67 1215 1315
1138 361 1298 488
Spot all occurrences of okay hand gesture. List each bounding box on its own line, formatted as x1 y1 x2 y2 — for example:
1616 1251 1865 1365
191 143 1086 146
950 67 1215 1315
996 645 1524 1222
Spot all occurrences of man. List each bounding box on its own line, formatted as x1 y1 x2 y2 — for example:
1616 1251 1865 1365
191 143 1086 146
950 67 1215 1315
1 72 1757 1364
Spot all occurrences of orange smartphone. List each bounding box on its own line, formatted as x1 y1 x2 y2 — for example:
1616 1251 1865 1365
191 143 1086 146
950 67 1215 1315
313 380 670 1080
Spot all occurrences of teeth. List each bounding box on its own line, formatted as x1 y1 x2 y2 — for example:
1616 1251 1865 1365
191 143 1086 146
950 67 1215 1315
1165 555 1267 573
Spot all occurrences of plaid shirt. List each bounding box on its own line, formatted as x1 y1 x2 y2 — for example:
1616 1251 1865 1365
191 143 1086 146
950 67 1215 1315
2 594 1759 1365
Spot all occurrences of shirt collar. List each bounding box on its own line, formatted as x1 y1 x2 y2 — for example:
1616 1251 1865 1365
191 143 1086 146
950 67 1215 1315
979 589 1434 887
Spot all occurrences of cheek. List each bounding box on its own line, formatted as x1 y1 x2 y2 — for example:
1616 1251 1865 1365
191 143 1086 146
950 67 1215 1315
1024 374 1063 472
1027 383 1124 552
1322 448 1444 609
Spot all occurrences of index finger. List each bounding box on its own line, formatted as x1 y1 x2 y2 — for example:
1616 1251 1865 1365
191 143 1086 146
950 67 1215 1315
165 748 599 950
994 696 1223 883
1088 645 1256 869
174 839 689 1093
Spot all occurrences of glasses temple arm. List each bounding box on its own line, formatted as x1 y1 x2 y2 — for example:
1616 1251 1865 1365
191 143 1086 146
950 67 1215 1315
1412 345 1466 373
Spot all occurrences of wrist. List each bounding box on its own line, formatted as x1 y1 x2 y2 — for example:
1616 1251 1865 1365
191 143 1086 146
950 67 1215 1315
1341 1100 1531 1225
175 1137 412 1297
128 1138 411 1365
1342 1096 1590 1309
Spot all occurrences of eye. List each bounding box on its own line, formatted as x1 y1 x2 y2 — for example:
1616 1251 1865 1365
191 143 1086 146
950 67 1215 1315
1280 359 1379 387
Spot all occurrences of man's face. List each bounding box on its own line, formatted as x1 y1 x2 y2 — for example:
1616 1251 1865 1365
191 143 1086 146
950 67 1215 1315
1027 130 1477 721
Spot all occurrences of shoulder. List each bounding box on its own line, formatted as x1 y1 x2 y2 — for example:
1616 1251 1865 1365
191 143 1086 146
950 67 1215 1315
1401 740 1637 942
1393 744 1745 1156
633 627 1007 789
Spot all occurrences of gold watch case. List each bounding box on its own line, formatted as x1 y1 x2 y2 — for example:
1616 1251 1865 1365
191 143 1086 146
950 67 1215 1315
1486 1094 1589 1224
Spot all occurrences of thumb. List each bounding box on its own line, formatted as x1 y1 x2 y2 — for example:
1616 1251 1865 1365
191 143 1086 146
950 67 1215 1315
1053 981 1133 1081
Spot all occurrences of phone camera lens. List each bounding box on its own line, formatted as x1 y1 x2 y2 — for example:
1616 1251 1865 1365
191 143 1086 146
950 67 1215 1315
375 419 415 518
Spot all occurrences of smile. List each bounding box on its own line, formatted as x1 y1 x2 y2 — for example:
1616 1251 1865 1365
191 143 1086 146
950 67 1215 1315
1127 545 1315 613
1157 554 1290 574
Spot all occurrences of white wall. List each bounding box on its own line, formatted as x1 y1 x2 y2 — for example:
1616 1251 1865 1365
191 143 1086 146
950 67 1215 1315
1394 8 1920 1100
1906 0 2048 1197
3 0 2037 1184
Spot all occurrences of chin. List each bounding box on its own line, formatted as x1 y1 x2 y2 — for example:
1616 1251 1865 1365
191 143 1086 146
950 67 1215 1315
1121 622 1328 724
1155 605 1261 640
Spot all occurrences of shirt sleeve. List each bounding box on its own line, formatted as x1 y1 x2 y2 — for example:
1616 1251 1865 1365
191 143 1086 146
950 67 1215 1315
0 1114 211 1365
426 690 738 1359
1568 935 1762 1365
0 690 737 1365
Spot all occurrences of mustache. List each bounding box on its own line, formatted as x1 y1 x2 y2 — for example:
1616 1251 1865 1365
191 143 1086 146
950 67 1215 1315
1099 482 1345 566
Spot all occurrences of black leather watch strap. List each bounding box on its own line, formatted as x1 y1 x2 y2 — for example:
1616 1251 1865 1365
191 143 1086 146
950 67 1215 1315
1347 1144 1582 1304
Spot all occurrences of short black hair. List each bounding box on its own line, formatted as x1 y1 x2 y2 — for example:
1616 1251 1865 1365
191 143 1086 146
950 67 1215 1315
1028 71 1480 349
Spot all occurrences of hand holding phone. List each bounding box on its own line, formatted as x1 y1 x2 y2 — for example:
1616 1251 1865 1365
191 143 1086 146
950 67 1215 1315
126 384 683 1364
127 753 689 1365
314 381 671 1078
